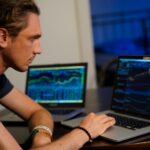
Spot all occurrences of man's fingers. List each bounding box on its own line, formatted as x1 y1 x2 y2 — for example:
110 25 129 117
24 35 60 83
97 114 115 124
98 117 116 135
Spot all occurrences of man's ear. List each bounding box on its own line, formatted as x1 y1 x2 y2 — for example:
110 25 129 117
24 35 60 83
0 28 8 48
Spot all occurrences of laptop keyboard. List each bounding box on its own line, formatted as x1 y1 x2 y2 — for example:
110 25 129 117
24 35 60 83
107 113 150 130
50 109 75 115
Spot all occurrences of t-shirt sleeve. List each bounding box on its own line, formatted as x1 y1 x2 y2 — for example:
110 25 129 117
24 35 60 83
0 74 14 99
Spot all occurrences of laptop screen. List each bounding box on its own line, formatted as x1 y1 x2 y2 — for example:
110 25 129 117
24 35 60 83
111 56 150 118
25 63 87 107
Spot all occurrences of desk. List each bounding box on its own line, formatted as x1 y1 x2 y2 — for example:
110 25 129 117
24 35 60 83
6 88 150 149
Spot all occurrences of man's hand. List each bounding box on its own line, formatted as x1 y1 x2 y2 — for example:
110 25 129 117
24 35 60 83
80 112 115 140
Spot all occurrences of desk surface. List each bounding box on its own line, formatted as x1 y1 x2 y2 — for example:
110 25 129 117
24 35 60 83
6 88 150 149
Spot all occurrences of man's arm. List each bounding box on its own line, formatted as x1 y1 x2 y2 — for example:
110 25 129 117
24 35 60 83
0 87 54 147
29 113 115 150
0 88 115 150
0 122 22 150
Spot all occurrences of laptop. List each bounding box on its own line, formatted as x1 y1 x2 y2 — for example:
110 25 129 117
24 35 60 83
61 56 150 142
25 63 87 122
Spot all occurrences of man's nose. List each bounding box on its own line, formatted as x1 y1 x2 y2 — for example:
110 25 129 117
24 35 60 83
34 41 42 54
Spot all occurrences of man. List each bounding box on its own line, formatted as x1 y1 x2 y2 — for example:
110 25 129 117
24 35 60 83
0 0 115 149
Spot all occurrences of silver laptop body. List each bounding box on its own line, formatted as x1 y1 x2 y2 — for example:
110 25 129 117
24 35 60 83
61 56 150 142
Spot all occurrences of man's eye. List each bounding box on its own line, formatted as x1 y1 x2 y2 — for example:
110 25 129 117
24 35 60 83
29 38 35 42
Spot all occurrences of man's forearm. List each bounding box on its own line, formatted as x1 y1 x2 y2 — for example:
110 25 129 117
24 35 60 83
0 122 22 150
29 128 89 150
28 108 54 131
27 108 54 147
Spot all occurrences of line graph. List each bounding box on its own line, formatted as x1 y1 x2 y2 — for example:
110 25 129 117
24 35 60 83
26 66 86 103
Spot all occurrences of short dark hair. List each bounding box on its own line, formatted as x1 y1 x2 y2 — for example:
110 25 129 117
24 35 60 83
0 0 40 37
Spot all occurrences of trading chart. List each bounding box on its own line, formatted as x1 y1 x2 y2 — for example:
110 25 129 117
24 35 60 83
26 66 86 104
112 58 150 116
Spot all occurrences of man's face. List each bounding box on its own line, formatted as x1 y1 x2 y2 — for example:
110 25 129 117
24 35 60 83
4 13 42 72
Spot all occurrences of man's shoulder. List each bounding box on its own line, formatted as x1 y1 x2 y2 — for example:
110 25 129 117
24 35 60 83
0 74 14 98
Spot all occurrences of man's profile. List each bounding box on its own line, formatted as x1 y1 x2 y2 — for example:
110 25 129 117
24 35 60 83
0 0 115 149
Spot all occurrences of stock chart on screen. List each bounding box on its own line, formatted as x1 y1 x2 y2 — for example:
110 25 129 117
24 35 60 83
26 65 86 104
112 58 150 117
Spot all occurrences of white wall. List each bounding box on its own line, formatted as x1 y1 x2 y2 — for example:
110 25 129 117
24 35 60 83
5 0 97 91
